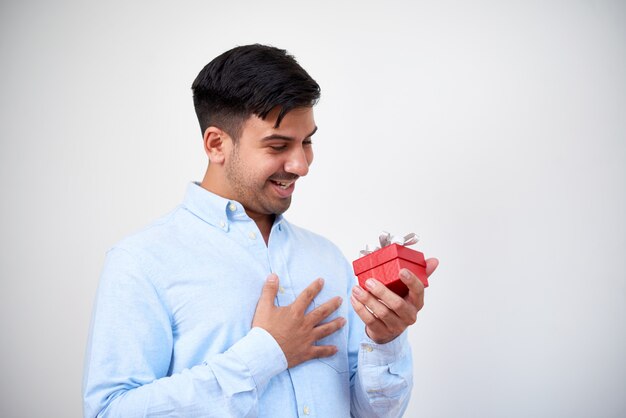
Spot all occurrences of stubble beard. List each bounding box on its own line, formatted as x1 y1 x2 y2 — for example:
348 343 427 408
225 146 292 217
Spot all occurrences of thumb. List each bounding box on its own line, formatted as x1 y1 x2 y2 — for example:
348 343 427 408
258 273 279 308
425 257 439 277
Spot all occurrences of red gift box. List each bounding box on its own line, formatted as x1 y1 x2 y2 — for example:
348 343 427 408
352 244 428 297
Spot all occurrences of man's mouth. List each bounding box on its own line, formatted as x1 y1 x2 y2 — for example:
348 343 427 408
270 179 296 189
269 177 298 198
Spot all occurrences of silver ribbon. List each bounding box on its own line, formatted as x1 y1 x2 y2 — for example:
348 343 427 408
359 232 420 256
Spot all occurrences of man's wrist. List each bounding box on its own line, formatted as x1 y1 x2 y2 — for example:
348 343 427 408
226 327 288 391
360 329 409 364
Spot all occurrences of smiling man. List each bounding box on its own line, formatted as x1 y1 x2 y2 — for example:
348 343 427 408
201 105 316 243
83 44 437 417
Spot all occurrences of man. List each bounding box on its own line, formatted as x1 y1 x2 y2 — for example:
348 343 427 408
83 44 438 417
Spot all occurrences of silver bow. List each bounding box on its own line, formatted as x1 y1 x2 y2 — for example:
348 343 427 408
359 232 420 256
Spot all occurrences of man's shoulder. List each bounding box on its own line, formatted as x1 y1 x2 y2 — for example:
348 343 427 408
110 205 190 255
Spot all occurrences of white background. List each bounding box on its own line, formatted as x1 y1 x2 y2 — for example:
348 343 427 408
1 1 624 417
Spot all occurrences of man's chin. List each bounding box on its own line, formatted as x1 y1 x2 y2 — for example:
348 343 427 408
245 198 292 219
269 196 292 215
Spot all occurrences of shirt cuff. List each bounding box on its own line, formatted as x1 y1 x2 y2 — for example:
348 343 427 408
360 330 410 366
227 327 288 391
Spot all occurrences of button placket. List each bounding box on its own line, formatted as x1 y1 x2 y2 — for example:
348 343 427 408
268 230 293 308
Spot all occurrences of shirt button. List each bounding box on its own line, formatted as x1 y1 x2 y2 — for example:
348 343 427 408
228 203 237 212
248 231 257 240
364 345 374 352
219 220 226 228
279 286 285 294
303 405 310 415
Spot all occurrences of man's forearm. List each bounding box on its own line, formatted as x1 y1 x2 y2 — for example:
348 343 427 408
84 327 286 418
349 331 413 418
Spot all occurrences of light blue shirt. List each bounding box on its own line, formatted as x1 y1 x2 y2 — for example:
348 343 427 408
83 182 413 417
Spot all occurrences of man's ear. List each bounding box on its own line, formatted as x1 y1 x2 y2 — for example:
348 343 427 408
203 126 230 164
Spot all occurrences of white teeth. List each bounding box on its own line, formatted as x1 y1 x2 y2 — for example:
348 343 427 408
273 180 293 189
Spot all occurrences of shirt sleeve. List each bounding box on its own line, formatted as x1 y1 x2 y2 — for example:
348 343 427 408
82 247 287 418
345 267 413 417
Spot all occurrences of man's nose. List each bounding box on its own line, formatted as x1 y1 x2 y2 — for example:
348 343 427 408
284 147 310 177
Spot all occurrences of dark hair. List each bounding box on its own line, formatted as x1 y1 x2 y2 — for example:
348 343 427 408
191 44 321 140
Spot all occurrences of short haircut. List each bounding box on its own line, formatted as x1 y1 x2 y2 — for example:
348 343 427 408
191 44 321 141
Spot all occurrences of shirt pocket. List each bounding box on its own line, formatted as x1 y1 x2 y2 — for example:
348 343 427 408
313 300 349 374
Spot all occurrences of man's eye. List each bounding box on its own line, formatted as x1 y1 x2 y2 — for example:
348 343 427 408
303 139 313 146
270 145 287 151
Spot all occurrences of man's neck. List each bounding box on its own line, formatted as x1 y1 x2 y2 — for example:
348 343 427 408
200 171 273 245
246 213 274 246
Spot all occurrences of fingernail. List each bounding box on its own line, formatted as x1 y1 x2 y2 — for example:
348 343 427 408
267 274 277 283
400 269 411 280
340 317 346 326
365 279 376 289
318 277 325 286
353 286 365 297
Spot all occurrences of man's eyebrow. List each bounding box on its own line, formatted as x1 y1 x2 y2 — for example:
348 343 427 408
261 126 318 141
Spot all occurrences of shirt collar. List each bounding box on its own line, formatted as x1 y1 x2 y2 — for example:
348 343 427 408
182 182 284 231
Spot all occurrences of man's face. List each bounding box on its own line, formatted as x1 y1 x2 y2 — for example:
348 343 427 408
223 106 316 221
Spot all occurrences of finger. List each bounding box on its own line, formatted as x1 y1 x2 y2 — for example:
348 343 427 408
308 345 338 360
362 278 417 324
350 295 390 335
350 294 376 323
425 257 439 277
351 286 404 329
312 316 346 341
306 296 342 325
293 278 324 315
258 274 279 309
399 269 425 312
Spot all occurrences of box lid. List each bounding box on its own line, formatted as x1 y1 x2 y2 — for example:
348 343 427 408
352 243 426 275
